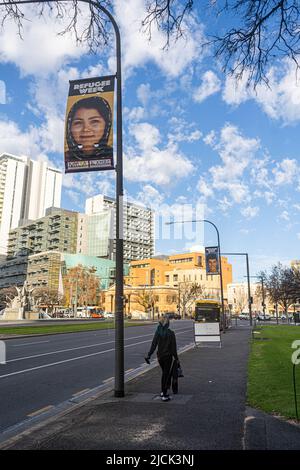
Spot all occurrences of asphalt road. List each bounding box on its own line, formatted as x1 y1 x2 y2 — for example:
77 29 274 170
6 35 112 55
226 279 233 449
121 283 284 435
0 320 194 433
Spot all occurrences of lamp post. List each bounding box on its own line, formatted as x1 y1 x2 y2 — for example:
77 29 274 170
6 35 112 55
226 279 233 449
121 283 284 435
221 253 253 326
0 0 125 398
166 219 226 331
248 275 267 322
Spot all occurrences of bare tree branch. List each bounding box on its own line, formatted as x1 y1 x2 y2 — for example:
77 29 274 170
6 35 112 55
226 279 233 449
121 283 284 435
1 0 300 87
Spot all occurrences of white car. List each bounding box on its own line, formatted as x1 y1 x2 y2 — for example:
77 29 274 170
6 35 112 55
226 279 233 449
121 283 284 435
257 314 271 321
239 313 249 320
103 312 115 319
281 314 293 320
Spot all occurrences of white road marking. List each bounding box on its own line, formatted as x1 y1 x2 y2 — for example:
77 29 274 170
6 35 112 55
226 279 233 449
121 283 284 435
0 330 192 380
12 341 50 347
27 405 54 417
103 377 114 383
6 329 191 364
72 388 90 397
0 339 148 379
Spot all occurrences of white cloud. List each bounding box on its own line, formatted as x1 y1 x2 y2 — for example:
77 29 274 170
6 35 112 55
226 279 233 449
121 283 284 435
65 189 81 206
137 83 151 107
194 71 221 103
279 210 290 221
273 159 298 185
136 184 165 209
264 191 276 205
124 106 146 122
125 122 194 186
0 5 86 76
197 177 214 198
167 117 202 144
0 119 58 167
130 122 161 150
222 72 250 106
209 124 260 185
223 60 300 124
114 0 205 77
218 196 233 213
241 206 260 218
0 80 6 104
203 131 216 146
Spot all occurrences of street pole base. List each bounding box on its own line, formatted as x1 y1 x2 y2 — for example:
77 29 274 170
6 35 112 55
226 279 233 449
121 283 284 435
114 390 125 398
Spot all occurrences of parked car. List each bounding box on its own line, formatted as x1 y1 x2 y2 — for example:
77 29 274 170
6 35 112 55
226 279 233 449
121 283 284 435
103 312 115 319
257 314 271 321
239 313 249 320
280 314 293 321
162 312 181 319
90 312 104 319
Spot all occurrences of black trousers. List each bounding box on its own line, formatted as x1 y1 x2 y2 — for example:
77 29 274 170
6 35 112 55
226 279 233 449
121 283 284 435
158 355 173 396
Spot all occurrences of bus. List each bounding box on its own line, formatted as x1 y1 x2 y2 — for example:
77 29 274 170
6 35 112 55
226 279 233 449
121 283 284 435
76 306 104 318
194 299 230 330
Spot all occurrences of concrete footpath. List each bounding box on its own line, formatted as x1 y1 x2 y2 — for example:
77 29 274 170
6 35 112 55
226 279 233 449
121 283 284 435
1 326 300 450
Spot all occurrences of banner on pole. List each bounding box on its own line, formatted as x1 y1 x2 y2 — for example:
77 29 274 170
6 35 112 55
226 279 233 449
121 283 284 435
64 75 115 173
205 246 220 275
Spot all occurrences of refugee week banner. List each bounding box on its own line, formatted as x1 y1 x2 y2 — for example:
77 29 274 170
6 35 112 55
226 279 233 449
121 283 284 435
205 246 220 275
64 75 115 173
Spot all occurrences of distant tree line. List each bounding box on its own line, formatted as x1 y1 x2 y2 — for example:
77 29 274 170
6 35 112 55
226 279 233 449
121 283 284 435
259 263 300 316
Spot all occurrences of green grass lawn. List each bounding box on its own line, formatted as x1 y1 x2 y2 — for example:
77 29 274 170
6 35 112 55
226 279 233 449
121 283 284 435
248 325 300 420
0 321 145 336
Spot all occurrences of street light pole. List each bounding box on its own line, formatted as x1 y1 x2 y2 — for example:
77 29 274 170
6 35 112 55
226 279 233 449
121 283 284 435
166 219 226 332
221 252 253 326
0 0 125 398
248 275 267 320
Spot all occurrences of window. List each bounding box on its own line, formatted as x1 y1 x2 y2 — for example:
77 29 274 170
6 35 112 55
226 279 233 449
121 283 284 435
173 274 178 281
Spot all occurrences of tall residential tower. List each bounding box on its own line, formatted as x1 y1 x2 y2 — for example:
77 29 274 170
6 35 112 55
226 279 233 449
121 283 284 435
0 153 62 255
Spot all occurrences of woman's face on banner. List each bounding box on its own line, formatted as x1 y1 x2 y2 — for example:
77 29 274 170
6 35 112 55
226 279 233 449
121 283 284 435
208 258 217 273
71 107 106 155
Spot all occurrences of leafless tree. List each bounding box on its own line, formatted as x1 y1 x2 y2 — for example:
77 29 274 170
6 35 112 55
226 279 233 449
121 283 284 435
263 263 300 317
178 281 204 318
32 286 64 312
212 0 300 87
134 288 157 319
0 0 112 52
231 285 248 314
1 1 300 87
0 286 18 307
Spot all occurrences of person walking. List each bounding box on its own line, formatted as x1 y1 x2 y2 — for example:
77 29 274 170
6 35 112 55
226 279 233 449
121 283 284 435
145 315 179 402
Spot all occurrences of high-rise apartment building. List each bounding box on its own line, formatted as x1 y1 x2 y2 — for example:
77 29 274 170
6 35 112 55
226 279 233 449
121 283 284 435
0 153 62 255
85 194 155 263
7 207 78 258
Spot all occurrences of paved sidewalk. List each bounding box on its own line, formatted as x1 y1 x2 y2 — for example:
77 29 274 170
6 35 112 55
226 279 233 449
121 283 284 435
2 326 300 450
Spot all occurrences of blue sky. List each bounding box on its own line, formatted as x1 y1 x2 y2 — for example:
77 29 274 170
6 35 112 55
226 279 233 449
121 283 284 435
0 1 299 281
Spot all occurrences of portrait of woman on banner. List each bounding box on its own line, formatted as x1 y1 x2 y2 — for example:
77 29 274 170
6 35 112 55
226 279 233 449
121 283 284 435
206 253 219 274
65 95 113 161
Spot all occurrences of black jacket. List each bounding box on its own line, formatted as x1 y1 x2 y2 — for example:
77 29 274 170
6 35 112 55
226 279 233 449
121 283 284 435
148 329 178 361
